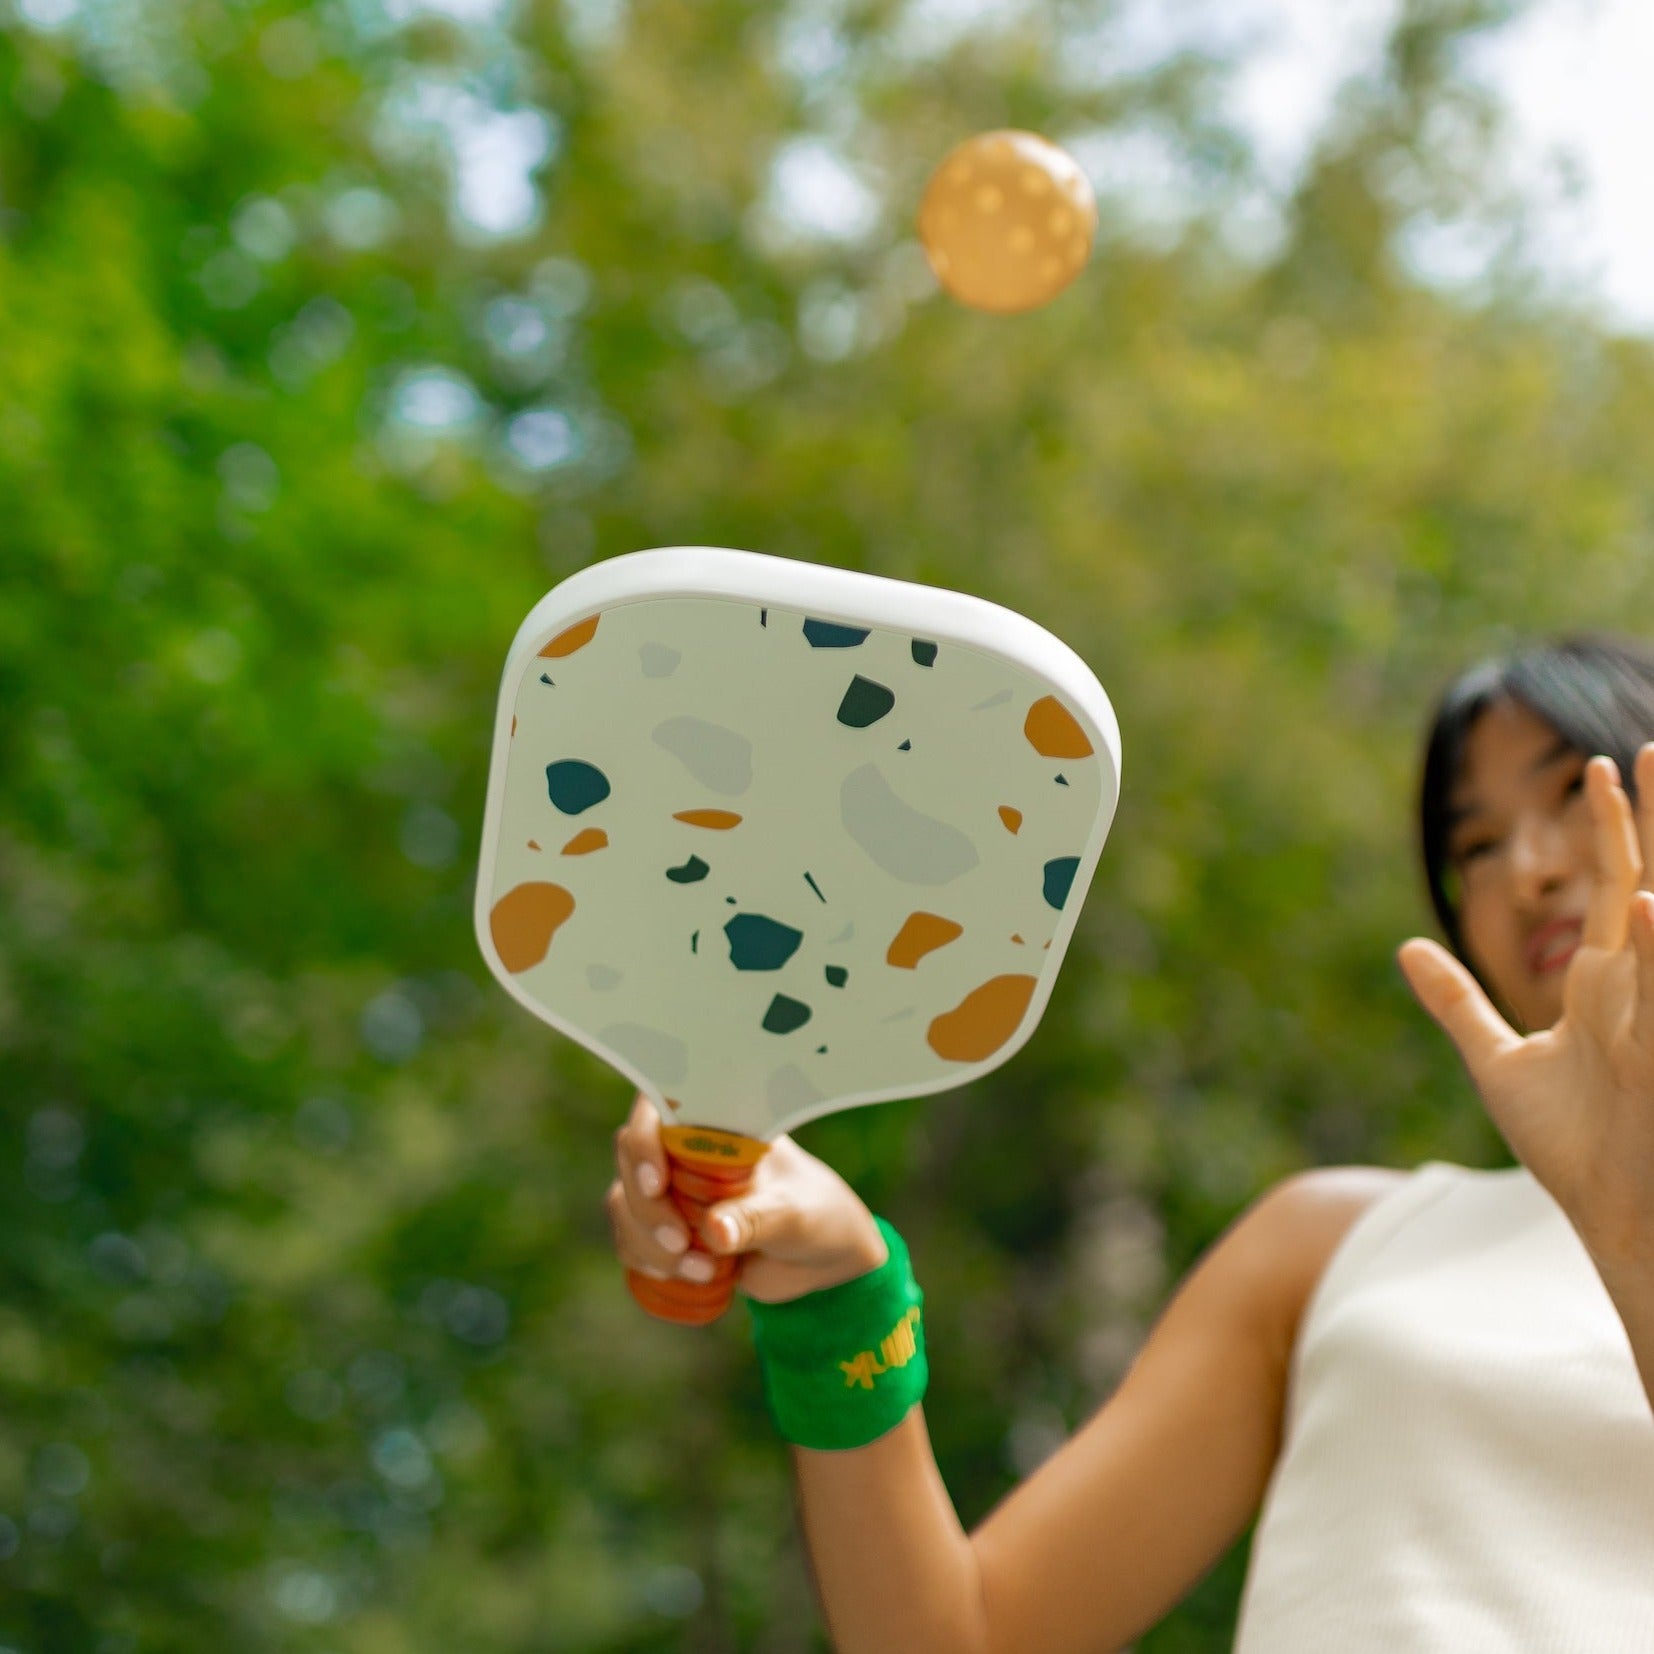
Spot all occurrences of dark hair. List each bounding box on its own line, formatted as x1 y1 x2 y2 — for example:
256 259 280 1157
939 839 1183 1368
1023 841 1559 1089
1419 634 1654 964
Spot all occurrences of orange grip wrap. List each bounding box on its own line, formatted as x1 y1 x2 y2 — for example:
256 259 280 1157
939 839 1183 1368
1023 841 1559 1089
626 1124 770 1326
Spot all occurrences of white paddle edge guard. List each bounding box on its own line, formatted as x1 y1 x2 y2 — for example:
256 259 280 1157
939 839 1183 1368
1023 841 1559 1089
474 546 1123 1140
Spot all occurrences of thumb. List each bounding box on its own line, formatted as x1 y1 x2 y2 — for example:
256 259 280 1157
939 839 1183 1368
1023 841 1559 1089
702 1194 793 1257
1397 937 1519 1079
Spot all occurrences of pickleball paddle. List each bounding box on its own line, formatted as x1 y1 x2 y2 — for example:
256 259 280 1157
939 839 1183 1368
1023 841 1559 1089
475 547 1121 1323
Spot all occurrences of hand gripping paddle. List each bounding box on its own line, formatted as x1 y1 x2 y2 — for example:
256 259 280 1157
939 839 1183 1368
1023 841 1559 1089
475 547 1121 1323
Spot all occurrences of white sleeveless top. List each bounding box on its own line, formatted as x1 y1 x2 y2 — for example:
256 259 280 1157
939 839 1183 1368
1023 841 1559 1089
1232 1160 1654 1652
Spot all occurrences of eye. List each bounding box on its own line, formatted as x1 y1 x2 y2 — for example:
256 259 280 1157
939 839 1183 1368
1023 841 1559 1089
1453 837 1496 866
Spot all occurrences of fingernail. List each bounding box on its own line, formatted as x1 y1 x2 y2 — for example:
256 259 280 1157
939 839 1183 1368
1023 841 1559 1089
637 1163 662 1199
655 1225 687 1255
680 1254 715 1283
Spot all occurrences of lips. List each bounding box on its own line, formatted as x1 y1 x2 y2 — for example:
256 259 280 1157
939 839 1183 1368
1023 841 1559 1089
1526 917 1583 975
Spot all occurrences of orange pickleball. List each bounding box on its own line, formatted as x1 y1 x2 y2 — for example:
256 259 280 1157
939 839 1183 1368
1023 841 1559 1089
917 130 1097 314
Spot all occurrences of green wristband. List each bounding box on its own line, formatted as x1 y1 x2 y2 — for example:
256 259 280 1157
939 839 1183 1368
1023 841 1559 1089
745 1217 927 1452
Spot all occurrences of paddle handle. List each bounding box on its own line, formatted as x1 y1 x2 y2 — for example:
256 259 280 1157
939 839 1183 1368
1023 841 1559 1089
626 1124 770 1326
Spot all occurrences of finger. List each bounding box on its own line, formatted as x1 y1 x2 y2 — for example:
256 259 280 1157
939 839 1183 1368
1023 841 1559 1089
604 1181 672 1278
1630 890 1654 1052
618 1091 668 1197
702 1192 801 1258
615 1093 669 1202
1635 743 1654 895
1397 938 1521 1081
612 1106 688 1253
610 1126 657 1209
605 1179 712 1280
1582 757 1641 953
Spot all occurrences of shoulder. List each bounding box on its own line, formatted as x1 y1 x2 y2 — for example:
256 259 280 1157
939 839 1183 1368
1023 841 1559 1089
1121 1166 1416 1398
1235 1165 1412 1374
1265 1163 1413 1232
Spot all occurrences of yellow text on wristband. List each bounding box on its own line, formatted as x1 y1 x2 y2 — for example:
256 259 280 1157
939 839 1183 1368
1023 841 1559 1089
840 1305 922 1389
746 1217 928 1452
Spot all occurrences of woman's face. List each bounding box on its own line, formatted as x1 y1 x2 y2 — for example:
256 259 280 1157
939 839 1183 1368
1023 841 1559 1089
1446 697 1595 1033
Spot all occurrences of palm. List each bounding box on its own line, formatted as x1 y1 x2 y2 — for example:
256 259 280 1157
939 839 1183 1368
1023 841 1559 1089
1398 749 1654 1266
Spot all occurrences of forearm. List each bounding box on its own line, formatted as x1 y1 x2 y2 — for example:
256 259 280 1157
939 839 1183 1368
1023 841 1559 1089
1592 1249 1654 1421
792 1405 989 1654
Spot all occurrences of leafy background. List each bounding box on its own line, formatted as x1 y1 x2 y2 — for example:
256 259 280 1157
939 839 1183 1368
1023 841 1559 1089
2 0 1652 1648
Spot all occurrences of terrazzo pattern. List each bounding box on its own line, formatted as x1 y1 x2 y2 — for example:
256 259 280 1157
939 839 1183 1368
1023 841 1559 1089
483 594 1106 1138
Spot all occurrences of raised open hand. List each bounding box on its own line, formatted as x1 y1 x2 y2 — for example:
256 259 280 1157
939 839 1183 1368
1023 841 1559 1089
1397 743 1654 1272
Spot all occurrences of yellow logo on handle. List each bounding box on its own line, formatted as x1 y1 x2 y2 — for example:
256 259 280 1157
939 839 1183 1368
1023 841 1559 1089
661 1123 769 1170
682 1134 736 1158
839 1307 922 1390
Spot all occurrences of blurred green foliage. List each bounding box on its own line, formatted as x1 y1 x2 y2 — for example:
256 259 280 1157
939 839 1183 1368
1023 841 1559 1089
2 0 1652 1649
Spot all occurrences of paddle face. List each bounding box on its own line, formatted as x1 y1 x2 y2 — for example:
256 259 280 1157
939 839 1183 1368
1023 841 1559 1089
475 548 1120 1141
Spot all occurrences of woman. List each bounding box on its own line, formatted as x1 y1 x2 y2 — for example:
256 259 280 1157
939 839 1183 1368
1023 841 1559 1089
606 635 1654 1652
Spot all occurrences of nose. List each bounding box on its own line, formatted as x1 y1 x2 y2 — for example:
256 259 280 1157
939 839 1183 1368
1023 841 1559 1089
1507 812 1574 899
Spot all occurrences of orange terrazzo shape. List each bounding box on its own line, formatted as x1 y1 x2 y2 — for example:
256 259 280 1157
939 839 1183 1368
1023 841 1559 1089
1024 695 1092 759
561 828 608 855
926 974 1038 1063
489 881 576 972
539 614 599 658
673 810 743 829
887 912 965 969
